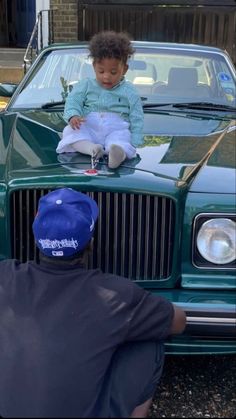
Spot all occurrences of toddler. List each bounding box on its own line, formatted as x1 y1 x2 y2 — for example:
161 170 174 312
56 30 144 169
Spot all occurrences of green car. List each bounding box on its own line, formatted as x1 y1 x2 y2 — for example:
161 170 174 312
0 41 235 354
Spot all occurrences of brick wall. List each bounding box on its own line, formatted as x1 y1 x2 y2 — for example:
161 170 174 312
50 0 78 42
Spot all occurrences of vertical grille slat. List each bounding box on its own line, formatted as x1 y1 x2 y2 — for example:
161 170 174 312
151 197 159 279
96 192 103 270
105 193 111 273
167 199 175 276
136 195 143 279
113 192 119 275
128 194 135 279
12 192 17 258
26 190 31 261
19 191 23 262
10 190 175 281
160 197 167 278
144 195 150 279
120 193 126 277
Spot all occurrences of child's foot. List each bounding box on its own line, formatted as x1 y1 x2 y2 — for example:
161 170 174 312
72 140 104 159
108 144 126 169
92 144 104 160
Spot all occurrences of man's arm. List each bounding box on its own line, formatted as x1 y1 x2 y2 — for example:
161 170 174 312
170 305 186 334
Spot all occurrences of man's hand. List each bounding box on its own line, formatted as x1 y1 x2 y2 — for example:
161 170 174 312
170 305 186 334
69 115 85 129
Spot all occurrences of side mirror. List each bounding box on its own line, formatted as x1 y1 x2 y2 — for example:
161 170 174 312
0 83 18 97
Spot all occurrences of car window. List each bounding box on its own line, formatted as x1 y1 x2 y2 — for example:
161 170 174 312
13 49 91 106
213 60 235 102
10 47 236 109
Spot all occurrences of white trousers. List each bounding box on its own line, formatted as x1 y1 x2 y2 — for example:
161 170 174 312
56 112 136 159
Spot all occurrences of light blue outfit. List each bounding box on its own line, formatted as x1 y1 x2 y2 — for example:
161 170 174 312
56 78 144 159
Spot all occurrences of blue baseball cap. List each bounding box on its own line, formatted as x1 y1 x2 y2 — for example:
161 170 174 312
32 188 99 257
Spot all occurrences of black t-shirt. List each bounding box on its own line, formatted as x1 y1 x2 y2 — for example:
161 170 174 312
0 259 174 418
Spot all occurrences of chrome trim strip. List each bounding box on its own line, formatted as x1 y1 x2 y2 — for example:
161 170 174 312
187 316 236 324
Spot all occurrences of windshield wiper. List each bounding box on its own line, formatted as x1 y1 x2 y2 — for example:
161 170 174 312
173 102 236 111
41 101 65 109
143 101 236 111
142 102 172 108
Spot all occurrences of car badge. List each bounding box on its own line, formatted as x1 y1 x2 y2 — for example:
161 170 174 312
84 168 99 176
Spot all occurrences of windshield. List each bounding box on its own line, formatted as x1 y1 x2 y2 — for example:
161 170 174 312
11 46 236 109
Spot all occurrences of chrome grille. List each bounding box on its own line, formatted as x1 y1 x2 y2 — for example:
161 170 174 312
10 189 175 281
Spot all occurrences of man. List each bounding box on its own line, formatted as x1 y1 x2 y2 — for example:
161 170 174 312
0 188 186 418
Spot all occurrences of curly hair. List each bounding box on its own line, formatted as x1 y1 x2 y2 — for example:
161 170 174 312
89 30 135 64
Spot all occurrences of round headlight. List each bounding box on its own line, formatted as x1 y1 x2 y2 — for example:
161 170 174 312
196 218 236 264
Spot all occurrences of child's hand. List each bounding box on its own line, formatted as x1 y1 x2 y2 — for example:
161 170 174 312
69 116 85 129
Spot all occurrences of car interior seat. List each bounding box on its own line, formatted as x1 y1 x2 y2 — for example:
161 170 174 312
152 67 211 98
130 61 157 95
79 62 95 79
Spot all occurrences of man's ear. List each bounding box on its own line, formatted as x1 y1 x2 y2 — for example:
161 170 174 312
82 238 94 261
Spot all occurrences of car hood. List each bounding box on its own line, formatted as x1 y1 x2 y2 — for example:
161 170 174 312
0 110 235 193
